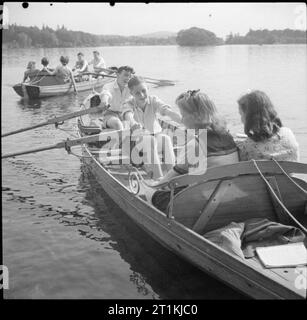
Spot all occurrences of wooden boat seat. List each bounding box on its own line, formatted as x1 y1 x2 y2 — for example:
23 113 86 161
169 161 307 234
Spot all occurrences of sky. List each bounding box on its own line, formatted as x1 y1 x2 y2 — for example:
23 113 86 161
4 2 307 38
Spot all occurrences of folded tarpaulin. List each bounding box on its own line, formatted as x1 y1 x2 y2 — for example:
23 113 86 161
203 218 306 260
242 218 306 258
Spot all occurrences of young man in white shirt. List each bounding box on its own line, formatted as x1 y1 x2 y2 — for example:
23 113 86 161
88 51 109 74
99 66 135 130
73 52 89 74
122 76 182 179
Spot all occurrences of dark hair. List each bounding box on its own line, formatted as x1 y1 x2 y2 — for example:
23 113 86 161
238 90 282 142
60 56 69 65
77 52 84 57
128 76 145 90
118 65 135 75
41 57 49 67
93 51 99 55
109 66 118 72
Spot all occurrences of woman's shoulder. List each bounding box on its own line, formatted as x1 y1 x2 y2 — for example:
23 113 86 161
278 126 299 146
278 126 295 136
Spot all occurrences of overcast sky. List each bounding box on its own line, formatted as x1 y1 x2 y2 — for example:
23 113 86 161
4 2 306 38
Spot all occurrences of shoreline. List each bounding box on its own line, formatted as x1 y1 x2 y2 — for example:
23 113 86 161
2 43 307 50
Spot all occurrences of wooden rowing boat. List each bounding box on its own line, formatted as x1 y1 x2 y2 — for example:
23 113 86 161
77 93 307 299
13 73 112 99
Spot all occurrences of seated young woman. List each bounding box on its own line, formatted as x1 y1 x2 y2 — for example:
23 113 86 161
151 90 239 212
236 90 299 161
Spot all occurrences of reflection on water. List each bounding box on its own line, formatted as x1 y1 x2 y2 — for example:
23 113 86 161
2 44 306 299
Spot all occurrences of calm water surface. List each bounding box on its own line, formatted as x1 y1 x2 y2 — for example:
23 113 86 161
2 44 306 299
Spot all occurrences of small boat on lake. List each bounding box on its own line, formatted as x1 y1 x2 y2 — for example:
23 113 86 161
77 93 307 299
13 73 112 99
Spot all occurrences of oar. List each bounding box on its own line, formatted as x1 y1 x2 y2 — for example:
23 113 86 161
142 76 175 84
70 72 78 93
84 72 175 87
2 129 126 159
1 105 104 138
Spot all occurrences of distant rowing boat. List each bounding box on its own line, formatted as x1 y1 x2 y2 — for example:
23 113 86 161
13 73 112 99
77 93 307 299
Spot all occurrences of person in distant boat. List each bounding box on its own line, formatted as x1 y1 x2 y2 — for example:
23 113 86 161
40 57 53 72
88 50 109 74
150 90 239 211
98 66 135 130
43 56 76 87
72 52 89 75
23 61 40 82
122 76 182 179
236 90 299 161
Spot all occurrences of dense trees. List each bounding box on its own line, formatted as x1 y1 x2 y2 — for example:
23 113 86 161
176 27 223 46
225 29 306 44
2 24 176 48
3 25 305 48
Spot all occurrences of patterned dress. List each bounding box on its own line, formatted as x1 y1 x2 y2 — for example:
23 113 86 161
237 127 300 161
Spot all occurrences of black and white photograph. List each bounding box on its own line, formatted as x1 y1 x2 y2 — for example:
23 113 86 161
1 2 307 303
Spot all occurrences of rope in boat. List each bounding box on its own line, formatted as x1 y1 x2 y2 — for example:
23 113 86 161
252 159 307 234
273 159 307 195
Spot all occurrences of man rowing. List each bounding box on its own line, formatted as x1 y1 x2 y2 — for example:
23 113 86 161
73 52 89 80
98 66 135 130
88 50 109 74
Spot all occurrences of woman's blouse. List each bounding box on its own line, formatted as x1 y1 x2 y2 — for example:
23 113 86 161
237 127 299 161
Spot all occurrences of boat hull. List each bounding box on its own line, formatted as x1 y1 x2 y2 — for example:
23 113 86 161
13 77 111 99
80 145 306 300
76 93 306 299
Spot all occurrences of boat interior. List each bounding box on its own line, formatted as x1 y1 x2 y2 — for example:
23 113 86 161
78 94 307 297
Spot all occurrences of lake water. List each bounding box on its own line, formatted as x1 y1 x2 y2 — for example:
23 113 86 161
2 44 306 299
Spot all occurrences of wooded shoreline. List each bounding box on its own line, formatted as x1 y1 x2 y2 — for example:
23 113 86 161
3 25 306 49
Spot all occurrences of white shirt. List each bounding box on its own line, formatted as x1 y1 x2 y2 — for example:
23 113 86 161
101 80 131 112
90 57 106 72
122 95 179 134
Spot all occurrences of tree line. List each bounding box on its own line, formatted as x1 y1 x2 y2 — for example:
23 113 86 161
2 24 176 48
2 25 306 49
225 29 306 45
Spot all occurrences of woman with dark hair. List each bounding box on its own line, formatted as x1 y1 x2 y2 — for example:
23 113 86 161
237 90 299 161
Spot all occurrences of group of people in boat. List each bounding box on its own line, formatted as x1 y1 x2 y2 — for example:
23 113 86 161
90 65 300 211
22 50 108 84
